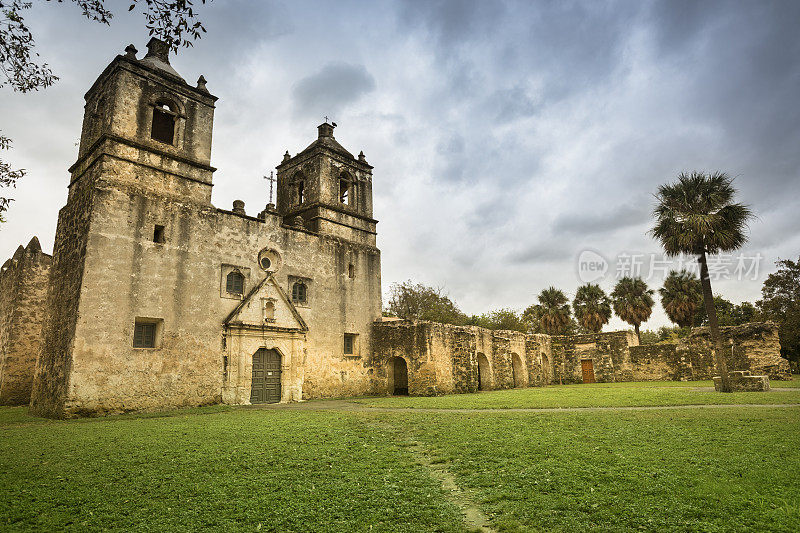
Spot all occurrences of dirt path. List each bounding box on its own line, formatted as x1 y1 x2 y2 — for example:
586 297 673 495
249 400 800 414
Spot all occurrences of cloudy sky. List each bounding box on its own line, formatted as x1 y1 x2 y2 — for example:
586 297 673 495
1 0 799 330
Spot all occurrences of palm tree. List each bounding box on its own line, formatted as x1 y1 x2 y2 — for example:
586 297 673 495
573 283 612 333
659 270 703 328
537 287 571 335
611 277 654 343
651 171 754 392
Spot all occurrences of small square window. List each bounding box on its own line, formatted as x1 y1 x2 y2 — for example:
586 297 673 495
133 320 160 348
153 225 165 244
344 333 358 355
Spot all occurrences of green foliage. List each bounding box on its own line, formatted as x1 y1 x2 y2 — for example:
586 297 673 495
537 286 572 335
611 277 654 339
572 283 612 333
694 296 760 327
650 171 754 257
638 329 660 344
660 269 703 327
385 280 468 325
758 257 800 363
466 308 527 332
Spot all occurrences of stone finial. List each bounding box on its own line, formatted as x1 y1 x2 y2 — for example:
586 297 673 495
144 37 171 64
124 44 138 59
358 151 366 162
12 245 24 262
232 200 246 215
283 151 291 163
318 122 335 139
266 202 276 211
26 236 41 254
292 216 304 227
196 75 209 93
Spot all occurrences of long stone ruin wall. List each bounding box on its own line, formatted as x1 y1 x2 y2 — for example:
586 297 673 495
371 319 791 396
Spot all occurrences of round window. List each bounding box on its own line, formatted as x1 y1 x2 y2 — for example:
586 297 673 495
258 248 281 273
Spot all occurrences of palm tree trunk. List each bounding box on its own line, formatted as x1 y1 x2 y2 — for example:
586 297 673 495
634 323 641 345
699 251 732 392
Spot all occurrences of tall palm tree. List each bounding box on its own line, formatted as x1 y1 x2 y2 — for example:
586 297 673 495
659 270 703 328
651 171 754 392
537 287 571 335
573 283 612 333
611 277 654 343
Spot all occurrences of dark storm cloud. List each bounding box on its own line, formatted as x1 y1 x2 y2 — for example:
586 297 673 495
291 63 376 119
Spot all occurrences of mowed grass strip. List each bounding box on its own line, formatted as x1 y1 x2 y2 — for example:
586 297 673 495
0 409 464 532
380 407 800 532
352 378 800 409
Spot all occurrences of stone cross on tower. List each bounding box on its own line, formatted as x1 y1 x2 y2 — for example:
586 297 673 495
264 171 276 204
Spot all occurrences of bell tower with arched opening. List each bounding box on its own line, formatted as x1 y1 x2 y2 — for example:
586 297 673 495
275 122 376 245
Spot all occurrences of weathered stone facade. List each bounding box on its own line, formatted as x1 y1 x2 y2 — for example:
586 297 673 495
21 39 381 418
0 238 51 405
371 320 790 395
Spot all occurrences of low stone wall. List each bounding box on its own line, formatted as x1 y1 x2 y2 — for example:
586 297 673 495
679 322 791 380
370 320 790 396
0 238 52 405
371 320 552 396
629 344 693 381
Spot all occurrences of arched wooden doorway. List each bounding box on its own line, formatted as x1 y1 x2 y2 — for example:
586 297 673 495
511 353 526 388
251 348 281 404
477 353 491 391
391 356 409 395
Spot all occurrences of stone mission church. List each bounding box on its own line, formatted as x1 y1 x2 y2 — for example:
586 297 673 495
19 39 381 417
0 39 789 417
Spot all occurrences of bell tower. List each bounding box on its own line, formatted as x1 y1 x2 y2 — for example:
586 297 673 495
73 38 217 204
276 123 376 245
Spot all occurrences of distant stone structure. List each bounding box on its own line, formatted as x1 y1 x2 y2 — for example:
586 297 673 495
0 39 791 417
372 320 790 395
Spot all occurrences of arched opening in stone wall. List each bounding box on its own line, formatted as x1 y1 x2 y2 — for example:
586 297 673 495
477 353 492 391
511 352 526 388
389 356 408 395
541 353 551 384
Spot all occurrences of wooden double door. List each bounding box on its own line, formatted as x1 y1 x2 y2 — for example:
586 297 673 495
251 348 282 404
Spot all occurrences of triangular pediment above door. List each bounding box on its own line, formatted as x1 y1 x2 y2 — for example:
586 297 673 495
223 275 308 331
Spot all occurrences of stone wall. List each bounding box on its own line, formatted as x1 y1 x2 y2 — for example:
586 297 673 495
0 238 52 405
370 320 790 396
551 331 637 384
371 320 552 396
678 322 790 380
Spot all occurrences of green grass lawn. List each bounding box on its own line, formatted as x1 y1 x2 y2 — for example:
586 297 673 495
352 377 800 410
1 381 799 532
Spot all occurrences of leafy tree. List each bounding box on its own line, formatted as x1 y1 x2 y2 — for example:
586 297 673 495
638 329 660 345
757 257 800 366
651 172 754 392
467 308 527 333
0 0 209 222
694 296 759 327
537 287 572 335
611 277 654 343
385 280 468 325
521 304 545 334
660 270 703 328
572 283 612 333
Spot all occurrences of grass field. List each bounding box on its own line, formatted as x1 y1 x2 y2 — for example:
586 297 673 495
1 380 799 532
352 376 800 410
